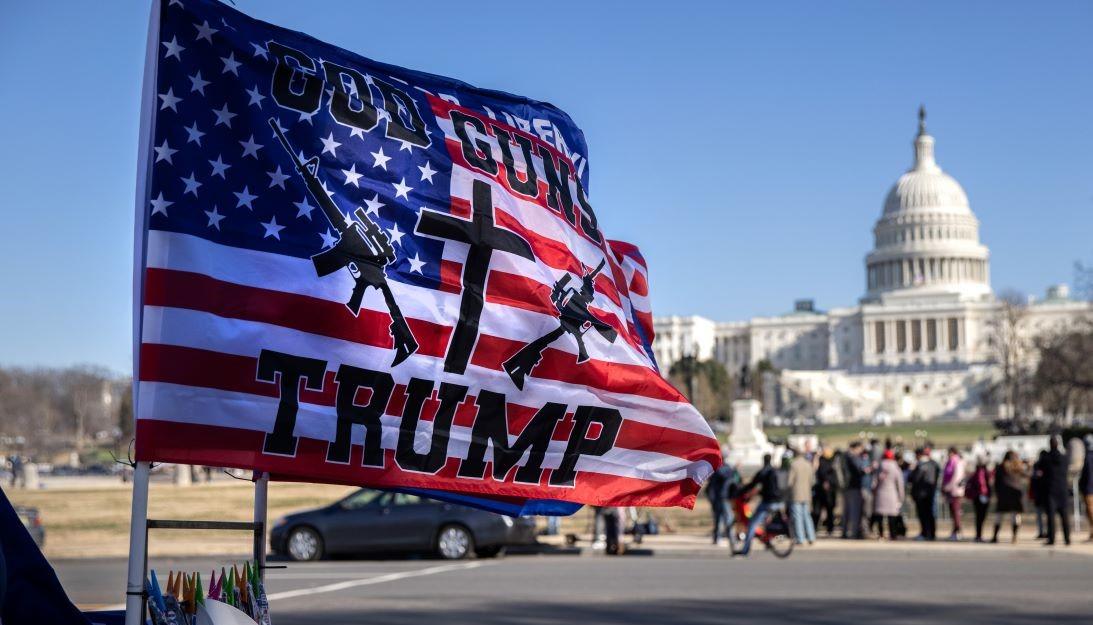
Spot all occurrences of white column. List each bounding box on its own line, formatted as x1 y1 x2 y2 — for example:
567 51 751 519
174 464 191 486
125 462 152 625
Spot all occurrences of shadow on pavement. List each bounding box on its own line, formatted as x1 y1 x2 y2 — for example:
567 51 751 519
277 598 1089 625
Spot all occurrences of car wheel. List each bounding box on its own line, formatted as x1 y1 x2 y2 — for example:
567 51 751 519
436 524 474 560
287 526 324 561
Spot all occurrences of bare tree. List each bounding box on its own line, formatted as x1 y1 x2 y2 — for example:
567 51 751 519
0 365 126 460
116 379 134 442
990 289 1031 421
1033 319 1093 424
668 358 734 422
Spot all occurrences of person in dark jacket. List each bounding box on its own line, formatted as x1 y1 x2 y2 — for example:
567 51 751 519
992 450 1027 543
0 533 6 621
841 442 866 539
908 447 940 541
812 447 839 536
1080 435 1093 543
1042 436 1071 546
966 456 993 542
706 462 738 545
1030 450 1050 538
737 454 782 555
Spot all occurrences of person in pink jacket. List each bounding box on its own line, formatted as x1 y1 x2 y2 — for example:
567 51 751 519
941 447 967 541
872 449 906 540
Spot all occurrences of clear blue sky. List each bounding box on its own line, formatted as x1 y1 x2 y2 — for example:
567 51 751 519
1 1 1090 374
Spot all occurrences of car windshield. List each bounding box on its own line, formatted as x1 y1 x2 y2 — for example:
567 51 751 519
389 493 423 506
340 490 426 509
340 490 385 510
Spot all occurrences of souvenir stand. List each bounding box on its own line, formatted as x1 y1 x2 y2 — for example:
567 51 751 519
123 465 272 624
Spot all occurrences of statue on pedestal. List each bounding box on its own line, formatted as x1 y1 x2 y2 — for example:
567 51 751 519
737 364 752 400
726 363 783 470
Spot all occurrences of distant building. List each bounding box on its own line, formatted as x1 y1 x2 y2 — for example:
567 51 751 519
654 110 1092 422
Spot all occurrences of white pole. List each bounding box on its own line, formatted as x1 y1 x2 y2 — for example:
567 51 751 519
126 2 158 619
124 461 151 625
126 1 159 620
254 471 269 581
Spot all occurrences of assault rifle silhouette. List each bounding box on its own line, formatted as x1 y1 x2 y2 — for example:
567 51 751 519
503 258 618 389
268 118 419 366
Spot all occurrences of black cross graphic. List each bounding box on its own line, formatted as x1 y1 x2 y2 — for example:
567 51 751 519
416 179 534 374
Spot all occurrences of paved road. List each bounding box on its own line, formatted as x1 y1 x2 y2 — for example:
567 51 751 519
61 547 1092 624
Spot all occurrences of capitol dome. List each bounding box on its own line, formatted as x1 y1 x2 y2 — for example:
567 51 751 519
882 140 969 215
864 108 991 302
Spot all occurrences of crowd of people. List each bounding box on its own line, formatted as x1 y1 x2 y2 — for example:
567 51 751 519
707 433 1093 550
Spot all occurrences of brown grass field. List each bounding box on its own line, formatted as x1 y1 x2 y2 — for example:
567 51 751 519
9 482 355 559
9 481 714 559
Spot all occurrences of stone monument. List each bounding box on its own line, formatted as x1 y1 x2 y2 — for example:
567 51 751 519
725 398 779 470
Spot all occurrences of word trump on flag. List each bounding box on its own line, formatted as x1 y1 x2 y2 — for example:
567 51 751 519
134 0 720 508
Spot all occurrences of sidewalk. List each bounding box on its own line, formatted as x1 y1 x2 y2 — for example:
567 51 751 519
535 531 1093 559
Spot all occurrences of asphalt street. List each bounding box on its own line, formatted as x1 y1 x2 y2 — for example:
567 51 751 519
61 547 1092 624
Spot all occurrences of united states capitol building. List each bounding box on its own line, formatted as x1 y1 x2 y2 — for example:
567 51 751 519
654 110 1092 423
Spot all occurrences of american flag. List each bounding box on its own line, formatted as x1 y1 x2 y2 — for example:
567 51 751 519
134 0 719 508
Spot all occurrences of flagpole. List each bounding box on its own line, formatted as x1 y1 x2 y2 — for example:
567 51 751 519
124 461 151 625
126 0 160 622
253 471 269 581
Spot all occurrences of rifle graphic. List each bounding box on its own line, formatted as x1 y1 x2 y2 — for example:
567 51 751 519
503 258 618 389
268 118 419 366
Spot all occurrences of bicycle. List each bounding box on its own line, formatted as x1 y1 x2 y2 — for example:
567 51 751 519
729 494 795 558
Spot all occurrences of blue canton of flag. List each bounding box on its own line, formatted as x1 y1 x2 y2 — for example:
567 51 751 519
153 15 441 293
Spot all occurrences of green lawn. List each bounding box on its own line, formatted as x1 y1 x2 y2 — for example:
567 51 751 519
751 419 997 450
